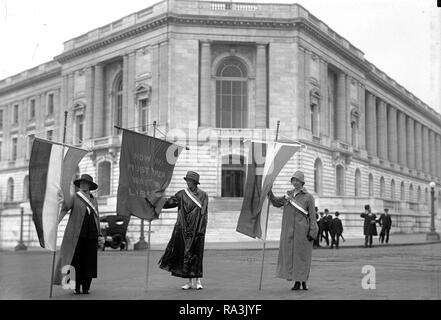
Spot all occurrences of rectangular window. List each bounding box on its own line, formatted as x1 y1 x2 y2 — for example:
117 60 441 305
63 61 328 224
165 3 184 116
28 134 35 159
29 99 36 120
0 109 3 130
12 138 17 161
47 94 54 115
47 130 53 141
139 99 148 132
13 104 19 124
75 114 84 144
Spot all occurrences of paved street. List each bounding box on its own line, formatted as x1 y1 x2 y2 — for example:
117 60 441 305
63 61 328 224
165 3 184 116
1 241 440 300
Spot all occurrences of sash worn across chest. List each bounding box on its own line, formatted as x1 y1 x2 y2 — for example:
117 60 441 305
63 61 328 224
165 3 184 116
184 188 202 208
76 191 98 215
285 194 308 218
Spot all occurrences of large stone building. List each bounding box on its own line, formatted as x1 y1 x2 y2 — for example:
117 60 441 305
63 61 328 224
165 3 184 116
1 0 440 248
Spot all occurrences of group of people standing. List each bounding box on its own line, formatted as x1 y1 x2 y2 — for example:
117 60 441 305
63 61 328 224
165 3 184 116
313 208 344 249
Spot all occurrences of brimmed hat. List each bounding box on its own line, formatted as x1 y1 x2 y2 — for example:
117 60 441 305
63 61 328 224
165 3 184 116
74 174 98 191
290 170 305 184
184 171 200 185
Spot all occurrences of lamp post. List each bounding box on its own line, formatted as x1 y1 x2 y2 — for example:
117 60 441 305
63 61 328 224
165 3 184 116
134 217 149 250
426 181 440 240
14 203 27 251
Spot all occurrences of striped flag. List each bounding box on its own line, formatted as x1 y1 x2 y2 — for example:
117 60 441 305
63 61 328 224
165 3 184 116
236 140 300 239
29 138 87 251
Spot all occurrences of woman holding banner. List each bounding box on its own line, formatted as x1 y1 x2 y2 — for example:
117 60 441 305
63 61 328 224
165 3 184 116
53 174 104 294
157 171 208 290
268 170 318 291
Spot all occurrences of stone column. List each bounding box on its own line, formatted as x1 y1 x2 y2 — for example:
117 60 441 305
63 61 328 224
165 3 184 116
122 55 130 130
297 46 305 132
377 99 388 160
93 64 104 138
358 83 366 150
406 116 415 169
85 67 94 140
422 125 430 173
151 43 160 124
387 105 398 163
200 41 212 127
365 91 377 156
415 121 423 171
319 59 329 137
127 52 136 131
437 134 441 178
159 41 169 127
336 71 346 142
397 111 407 167
429 129 436 176
255 43 267 128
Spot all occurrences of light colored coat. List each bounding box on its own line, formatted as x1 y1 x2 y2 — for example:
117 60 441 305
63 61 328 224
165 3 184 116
269 188 316 282
53 191 101 285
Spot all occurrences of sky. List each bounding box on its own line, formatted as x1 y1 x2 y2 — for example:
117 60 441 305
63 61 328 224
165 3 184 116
0 0 439 110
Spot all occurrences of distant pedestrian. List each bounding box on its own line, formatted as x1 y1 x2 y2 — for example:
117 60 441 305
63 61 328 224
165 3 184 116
321 209 331 246
330 212 343 249
378 208 392 244
313 207 320 249
360 204 377 248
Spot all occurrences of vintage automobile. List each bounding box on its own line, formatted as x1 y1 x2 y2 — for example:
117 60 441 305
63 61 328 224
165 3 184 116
99 215 130 251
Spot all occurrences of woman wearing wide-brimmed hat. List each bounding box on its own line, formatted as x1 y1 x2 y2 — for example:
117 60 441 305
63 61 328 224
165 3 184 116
53 174 104 295
268 170 318 291
157 171 208 290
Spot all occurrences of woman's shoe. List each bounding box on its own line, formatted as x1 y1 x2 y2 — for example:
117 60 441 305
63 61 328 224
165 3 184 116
195 280 203 290
291 281 301 290
181 283 193 290
301 282 308 290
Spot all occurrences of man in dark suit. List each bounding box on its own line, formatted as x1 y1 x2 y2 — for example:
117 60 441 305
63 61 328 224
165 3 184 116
360 204 377 248
330 211 343 249
321 209 331 246
378 208 392 244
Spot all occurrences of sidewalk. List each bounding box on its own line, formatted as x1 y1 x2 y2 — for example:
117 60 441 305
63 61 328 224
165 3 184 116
6 232 440 252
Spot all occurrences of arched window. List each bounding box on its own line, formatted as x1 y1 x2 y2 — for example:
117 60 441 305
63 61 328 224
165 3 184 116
380 177 385 198
221 155 245 197
97 161 111 197
23 175 29 201
390 179 395 200
355 169 361 197
417 186 422 203
368 173 374 197
7 177 14 202
400 182 405 201
216 58 248 128
113 75 123 134
336 165 345 196
409 184 414 202
314 158 323 195
135 86 150 133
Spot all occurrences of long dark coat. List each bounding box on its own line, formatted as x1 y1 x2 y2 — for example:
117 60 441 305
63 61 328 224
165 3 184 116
379 213 392 229
330 217 343 235
268 188 316 282
360 212 377 236
159 188 208 278
53 191 101 285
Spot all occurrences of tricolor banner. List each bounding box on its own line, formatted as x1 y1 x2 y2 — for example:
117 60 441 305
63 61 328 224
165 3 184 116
29 138 87 251
236 140 300 240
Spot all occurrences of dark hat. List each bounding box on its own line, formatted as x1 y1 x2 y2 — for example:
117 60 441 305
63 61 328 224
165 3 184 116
335 211 340 216
364 204 371 210
290 170 305 184
74 174 98 191
384 208 389 212
184 171 200 185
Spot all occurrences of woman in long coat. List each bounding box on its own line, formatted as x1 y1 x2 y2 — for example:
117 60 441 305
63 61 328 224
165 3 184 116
268 171 317 291
53 174 104 294
360 204 377 248
158 171 208 290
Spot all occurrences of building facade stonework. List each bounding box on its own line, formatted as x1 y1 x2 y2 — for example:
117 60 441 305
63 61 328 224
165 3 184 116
0 0 440 247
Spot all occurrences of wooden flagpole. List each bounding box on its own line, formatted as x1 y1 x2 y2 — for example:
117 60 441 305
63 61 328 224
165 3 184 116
145 121 157 290
258 120 280 291
49 110 68 298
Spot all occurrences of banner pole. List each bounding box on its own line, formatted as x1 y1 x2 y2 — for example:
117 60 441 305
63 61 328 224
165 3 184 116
49 110 68 298
258 120 280 291
145 121 157 290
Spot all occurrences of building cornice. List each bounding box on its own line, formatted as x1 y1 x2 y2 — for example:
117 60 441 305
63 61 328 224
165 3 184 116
0 67 61 96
